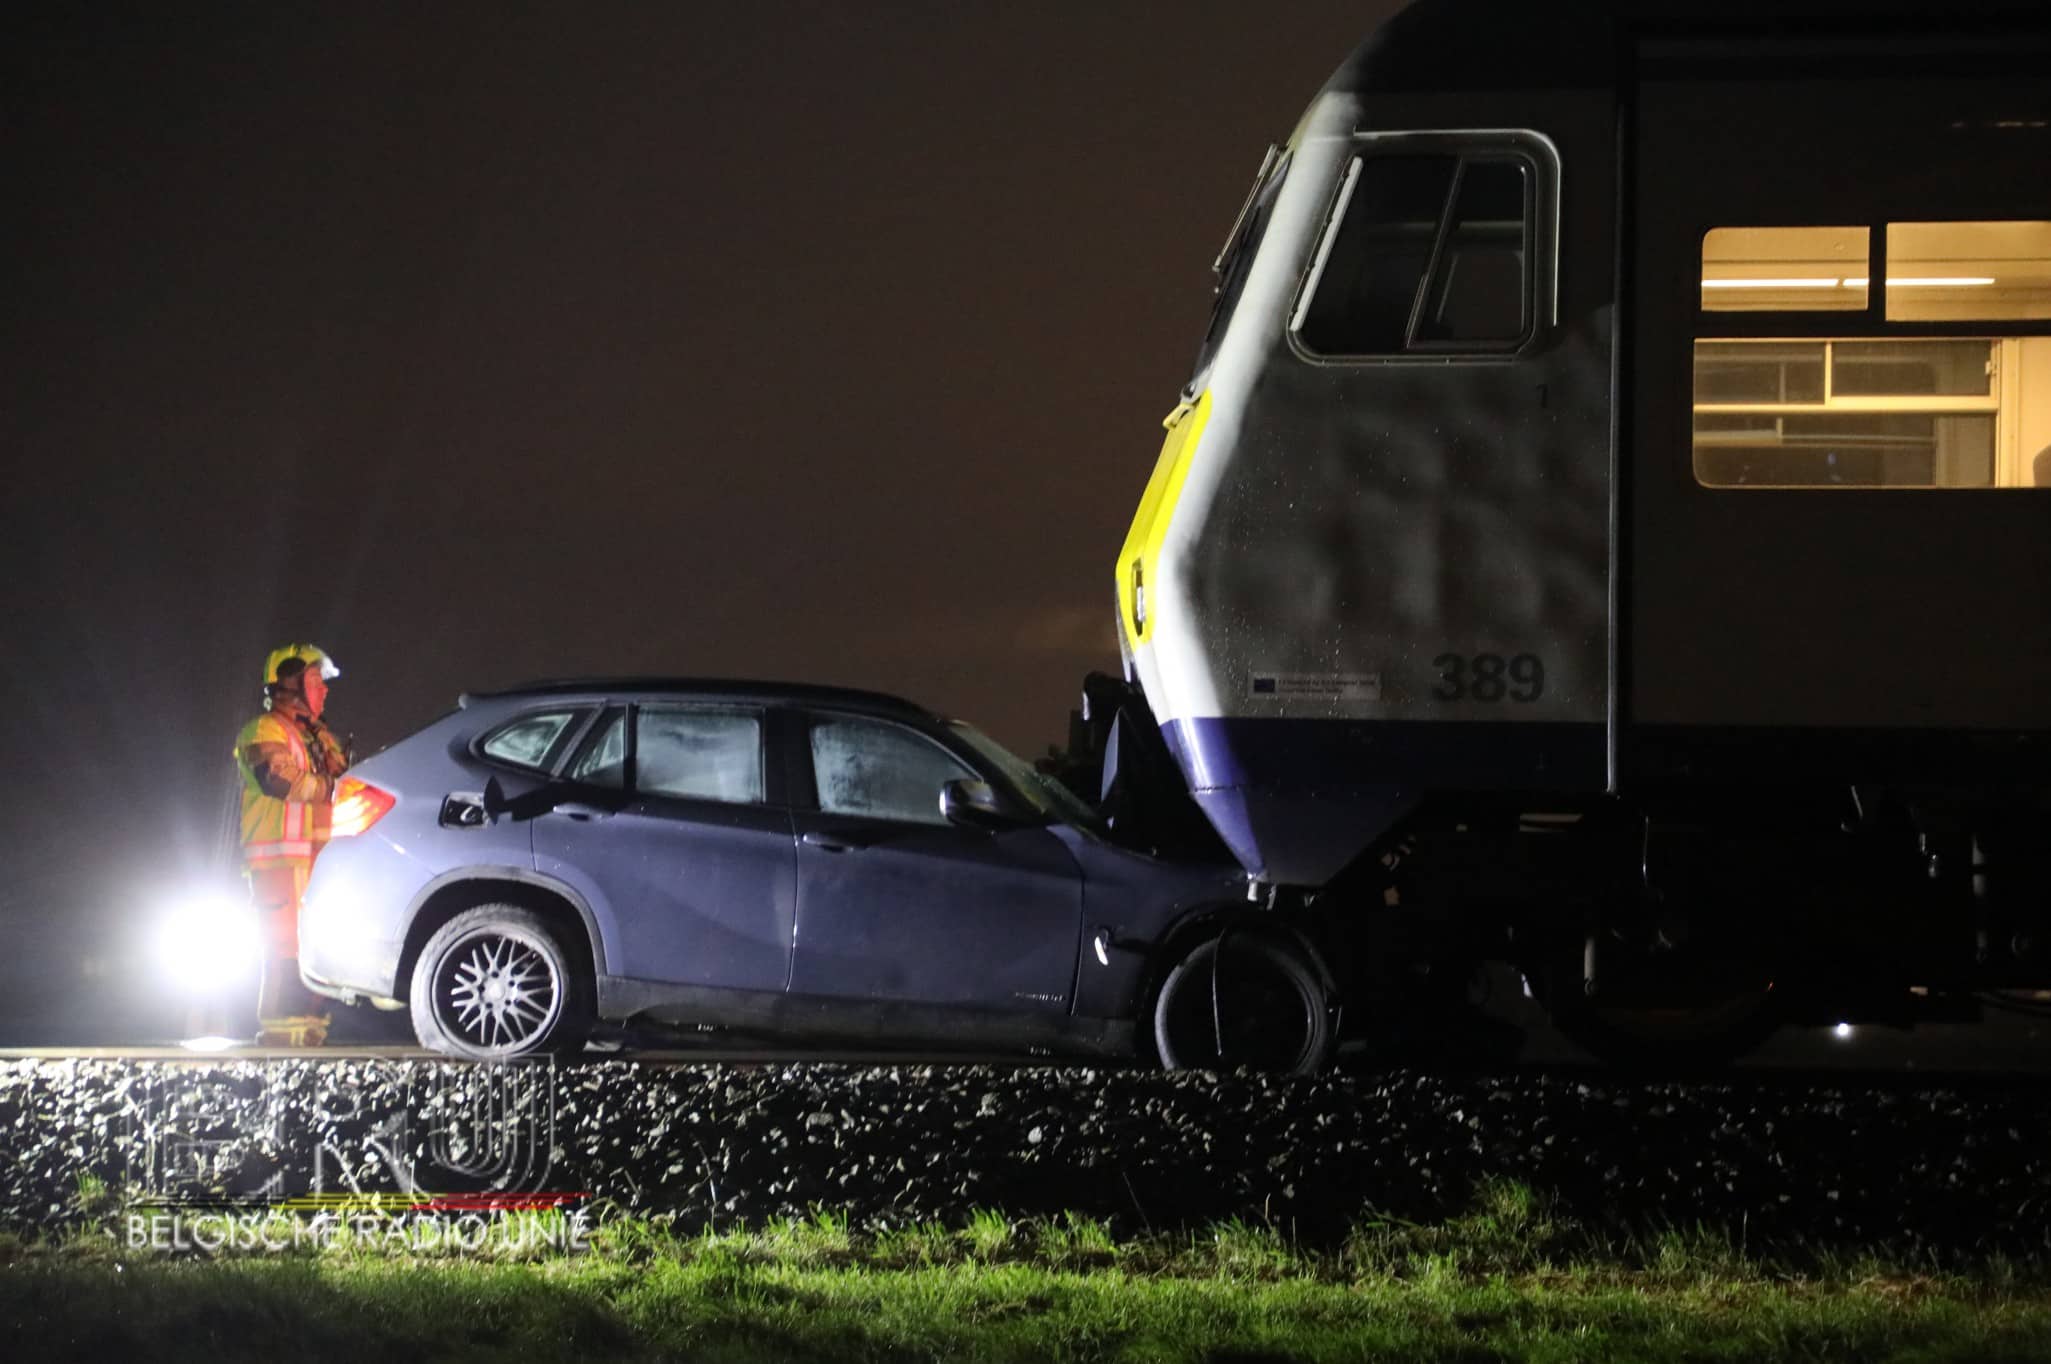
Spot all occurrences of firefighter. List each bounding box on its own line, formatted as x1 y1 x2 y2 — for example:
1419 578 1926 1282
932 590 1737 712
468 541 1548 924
235 643 350 1047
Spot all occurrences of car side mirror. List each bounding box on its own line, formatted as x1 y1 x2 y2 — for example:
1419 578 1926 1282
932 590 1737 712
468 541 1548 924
940 778 1024 831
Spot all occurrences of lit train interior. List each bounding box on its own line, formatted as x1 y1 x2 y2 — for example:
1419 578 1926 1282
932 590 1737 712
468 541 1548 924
1695 221 2051 487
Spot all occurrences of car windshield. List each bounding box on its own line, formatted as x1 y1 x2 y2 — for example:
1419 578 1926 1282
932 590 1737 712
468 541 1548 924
948 721 1109 837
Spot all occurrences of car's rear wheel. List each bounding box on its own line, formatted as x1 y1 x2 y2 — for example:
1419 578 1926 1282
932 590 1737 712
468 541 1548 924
410 904 593 1061
1152 933 1333 1075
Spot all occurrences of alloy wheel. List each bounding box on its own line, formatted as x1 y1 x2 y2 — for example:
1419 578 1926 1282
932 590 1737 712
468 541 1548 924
434 927 564 1055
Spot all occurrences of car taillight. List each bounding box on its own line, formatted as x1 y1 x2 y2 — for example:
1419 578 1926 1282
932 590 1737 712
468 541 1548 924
330 777 396 838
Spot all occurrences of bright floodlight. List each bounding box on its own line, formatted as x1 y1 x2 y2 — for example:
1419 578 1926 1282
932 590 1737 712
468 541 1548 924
157 890 261 995
178 1034 243 1052
1833 1022 1853 1040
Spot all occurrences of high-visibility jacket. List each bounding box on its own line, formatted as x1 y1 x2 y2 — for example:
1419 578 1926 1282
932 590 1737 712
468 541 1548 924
235 706 347 866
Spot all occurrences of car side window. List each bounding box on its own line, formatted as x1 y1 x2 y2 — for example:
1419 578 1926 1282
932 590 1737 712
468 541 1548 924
567 710 627 789
810 715 975 826
636 706 763 804
479 709 585 771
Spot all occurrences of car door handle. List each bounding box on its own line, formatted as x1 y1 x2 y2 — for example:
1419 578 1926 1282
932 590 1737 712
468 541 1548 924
552 802 615 821
801 830 873 852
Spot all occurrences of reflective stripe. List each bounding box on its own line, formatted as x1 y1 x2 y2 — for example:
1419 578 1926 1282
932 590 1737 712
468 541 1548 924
268 721 310 773
245 840 316 861
237 709 339 860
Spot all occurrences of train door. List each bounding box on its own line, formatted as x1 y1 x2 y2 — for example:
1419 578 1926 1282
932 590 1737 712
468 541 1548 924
1625 37 2051 782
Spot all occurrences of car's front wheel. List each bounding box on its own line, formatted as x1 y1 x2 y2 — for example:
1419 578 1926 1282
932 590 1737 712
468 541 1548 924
1152 933 1333 1075
409 904 594 1061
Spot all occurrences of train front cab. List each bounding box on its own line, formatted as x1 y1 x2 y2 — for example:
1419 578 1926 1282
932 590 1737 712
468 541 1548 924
1117 47 1620 892
1120 5 2051 1056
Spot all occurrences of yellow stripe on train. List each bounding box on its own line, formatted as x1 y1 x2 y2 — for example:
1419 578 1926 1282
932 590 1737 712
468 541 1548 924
1116 389 1212 652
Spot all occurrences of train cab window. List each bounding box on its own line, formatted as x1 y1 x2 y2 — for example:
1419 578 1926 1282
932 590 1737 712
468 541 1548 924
1885 221 2051 323
1191 145 1291 386
1293 147 1538 356
1417 162 1530 343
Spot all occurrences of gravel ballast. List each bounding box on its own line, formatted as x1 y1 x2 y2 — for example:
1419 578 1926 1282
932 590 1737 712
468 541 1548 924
2 1057 2047 1253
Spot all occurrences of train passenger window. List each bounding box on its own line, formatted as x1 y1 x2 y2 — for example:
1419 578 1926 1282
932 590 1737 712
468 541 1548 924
1294 150 1535 356
1692 339 2013 487
1700 227 1869 312
1831 341 1993 397
1696 220 2051 489
1885 221 2051 323
1693 342 1826 404
1694 410 1996 488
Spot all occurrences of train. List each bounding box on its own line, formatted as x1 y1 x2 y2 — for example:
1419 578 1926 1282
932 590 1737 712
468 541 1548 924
1114 0 2051 1066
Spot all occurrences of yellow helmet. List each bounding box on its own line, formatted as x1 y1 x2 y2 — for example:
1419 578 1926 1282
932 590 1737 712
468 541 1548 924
263 642 341 685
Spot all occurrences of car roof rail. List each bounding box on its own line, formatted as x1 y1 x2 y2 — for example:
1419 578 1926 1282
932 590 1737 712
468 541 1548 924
457 676 935 718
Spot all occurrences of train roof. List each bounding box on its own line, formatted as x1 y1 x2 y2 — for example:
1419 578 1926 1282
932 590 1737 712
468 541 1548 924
1329 0 2051 97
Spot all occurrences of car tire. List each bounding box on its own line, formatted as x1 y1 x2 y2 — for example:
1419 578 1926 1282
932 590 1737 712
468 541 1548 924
409 903 594 1061
1151 932 1333 1075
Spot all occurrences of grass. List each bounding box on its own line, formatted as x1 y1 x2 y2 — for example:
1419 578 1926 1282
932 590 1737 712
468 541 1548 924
7 1181 2051 1362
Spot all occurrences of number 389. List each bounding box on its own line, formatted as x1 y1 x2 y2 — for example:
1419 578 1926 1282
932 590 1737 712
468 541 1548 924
1431 652 1545 703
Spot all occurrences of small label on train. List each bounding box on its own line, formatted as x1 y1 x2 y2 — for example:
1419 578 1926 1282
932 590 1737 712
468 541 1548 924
1249 672 1382 702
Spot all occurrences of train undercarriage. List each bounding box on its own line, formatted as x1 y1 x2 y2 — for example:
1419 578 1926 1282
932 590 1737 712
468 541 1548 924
1245 785 2051 1067
1075 678 2051 1071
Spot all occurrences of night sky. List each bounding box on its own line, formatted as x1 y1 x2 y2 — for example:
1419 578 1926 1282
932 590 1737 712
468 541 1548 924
0 2 1393 1031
